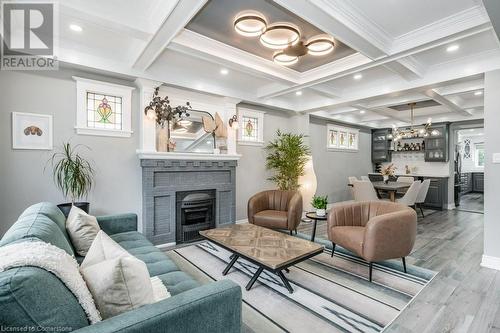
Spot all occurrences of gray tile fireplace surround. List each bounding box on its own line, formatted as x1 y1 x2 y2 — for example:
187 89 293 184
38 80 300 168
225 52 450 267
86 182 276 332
141 159 237 245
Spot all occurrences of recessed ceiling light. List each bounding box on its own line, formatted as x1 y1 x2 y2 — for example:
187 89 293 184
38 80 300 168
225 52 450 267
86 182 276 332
359 110 366 114
353 73 363 80
69 24 82 32
446 44 459 52
220 68 229 75
295 91 303 96
474 91 483 96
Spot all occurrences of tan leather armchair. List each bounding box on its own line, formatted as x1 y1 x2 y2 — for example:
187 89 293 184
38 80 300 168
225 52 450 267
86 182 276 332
327 201 417 282
248 190 303 234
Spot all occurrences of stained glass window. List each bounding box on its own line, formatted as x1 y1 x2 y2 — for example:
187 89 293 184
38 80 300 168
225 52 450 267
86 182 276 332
327 124 359 151
86 92 123 130
242 116 259 142
348 132 357 149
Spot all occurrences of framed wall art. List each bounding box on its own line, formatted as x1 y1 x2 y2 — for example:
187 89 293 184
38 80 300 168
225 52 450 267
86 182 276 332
12 112 53 150
327 124 359 151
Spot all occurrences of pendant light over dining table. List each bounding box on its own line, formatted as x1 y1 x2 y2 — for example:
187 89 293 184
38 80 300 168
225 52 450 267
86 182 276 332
233 10 335 66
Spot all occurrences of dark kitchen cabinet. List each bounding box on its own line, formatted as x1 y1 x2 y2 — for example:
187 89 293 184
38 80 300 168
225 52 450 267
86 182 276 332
472 173 484 192
424 124 449 162
423 178 448 210
372 129 392 163
460 173 473 194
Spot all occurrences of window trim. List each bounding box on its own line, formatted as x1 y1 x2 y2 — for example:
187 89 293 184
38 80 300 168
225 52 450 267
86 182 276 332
73 76 135 138
237 108 265 146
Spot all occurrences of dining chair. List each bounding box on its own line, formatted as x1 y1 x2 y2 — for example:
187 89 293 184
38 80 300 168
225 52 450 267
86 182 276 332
352 181 379 201
415 179 431 217
361 176 371 181
395 181 421 208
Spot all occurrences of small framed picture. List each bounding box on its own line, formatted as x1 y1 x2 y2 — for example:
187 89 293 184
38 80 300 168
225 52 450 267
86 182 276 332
12 112 53 150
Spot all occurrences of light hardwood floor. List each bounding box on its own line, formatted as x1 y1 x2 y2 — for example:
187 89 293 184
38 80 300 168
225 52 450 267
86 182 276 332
298 208 497 333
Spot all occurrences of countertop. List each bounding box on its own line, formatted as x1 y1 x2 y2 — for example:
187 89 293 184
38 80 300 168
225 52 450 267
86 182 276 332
369 172 449 178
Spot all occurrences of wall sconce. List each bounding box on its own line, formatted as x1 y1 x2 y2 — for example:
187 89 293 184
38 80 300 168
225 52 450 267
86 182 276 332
228 115 239 129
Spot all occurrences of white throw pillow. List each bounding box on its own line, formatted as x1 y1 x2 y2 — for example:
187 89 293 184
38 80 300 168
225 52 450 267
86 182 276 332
81 231 129 268
66 206 101 256
150 276 171 302
80 256 154 319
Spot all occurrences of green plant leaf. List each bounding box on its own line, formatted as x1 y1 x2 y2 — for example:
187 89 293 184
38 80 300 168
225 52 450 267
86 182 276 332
265 130 310 191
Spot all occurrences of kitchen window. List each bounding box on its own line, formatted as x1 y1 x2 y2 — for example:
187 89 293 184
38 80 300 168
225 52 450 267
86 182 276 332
475 143 485 167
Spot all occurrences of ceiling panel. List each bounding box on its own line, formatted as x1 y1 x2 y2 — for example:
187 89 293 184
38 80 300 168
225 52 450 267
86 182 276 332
413 30 500 67
348 0 479 38
185 0 356 72
316 66 401 93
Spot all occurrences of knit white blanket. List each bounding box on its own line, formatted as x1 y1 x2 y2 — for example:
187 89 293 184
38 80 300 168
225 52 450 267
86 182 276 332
0 241 102 324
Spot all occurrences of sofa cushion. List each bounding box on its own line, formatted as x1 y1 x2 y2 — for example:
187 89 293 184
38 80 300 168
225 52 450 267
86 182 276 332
0 212 74 256
0 267 88 331
110 231 200 294
110 232 179 277
156 271 200 296
253 210 288 229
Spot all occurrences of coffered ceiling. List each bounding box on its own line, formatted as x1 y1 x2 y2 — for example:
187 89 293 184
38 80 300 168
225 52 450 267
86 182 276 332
186 0 356 72
54 0 500 128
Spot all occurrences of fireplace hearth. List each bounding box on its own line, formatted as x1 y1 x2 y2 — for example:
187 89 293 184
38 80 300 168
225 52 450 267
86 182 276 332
176 190 216 244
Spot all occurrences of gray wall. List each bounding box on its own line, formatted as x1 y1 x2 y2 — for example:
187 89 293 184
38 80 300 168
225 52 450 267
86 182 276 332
235 108 294 220
483 70 500 258
309 117 373 202
0 70 374 235
0 70 142 236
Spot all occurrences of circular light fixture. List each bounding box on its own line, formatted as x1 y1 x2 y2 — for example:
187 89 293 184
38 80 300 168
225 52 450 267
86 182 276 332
273 51 298 66
295 91 303 96
70 24 83 32
353 73 363 80
306 34 334 56
234 11 267 37
359 110 366 114
260 23 300 50
220 68 229 75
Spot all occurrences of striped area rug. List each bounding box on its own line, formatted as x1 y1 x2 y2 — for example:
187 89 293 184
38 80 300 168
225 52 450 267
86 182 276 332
173 242 435 333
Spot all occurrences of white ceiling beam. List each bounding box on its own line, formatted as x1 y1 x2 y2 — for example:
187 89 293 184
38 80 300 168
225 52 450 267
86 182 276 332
169 29 300 84
423 89 472 116
274 0 424 81
133 0 208 71
434 79 484 95
353 104 410 123
259 24 491 100
310 85 342 99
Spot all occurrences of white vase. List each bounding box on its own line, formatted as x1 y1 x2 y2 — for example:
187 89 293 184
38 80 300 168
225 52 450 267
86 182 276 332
316 208 326 217
383 175 389 183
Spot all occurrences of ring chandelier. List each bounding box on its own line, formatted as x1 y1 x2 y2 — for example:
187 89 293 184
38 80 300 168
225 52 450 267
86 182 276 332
234 10 335 66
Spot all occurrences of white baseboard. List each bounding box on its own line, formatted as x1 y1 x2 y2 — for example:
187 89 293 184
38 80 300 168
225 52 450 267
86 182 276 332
481 255 500 271
236 218 248 224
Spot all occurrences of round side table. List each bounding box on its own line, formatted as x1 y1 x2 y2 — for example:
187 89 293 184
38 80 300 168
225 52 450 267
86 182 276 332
305 212 327 242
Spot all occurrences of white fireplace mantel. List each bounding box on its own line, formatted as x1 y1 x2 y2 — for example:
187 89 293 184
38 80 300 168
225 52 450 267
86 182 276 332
136 150 241 161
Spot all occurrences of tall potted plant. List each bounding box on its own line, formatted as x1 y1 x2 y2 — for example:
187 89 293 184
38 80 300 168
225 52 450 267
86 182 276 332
265 130 310 190
48 142 95 216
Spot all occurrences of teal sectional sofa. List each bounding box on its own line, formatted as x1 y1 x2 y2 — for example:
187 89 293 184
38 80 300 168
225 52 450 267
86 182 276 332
0 202 242 332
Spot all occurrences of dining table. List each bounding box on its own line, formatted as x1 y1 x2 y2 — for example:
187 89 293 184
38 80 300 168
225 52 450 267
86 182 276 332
371 181 411 202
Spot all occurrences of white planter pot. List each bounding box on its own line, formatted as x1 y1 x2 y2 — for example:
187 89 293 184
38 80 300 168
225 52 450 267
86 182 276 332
316 208 326 217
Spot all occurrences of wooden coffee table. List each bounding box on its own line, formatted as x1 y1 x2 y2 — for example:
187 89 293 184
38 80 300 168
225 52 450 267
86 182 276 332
199 223 323 293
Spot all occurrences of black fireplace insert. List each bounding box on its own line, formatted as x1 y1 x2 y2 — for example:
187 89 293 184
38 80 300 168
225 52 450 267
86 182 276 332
176 190 216 244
